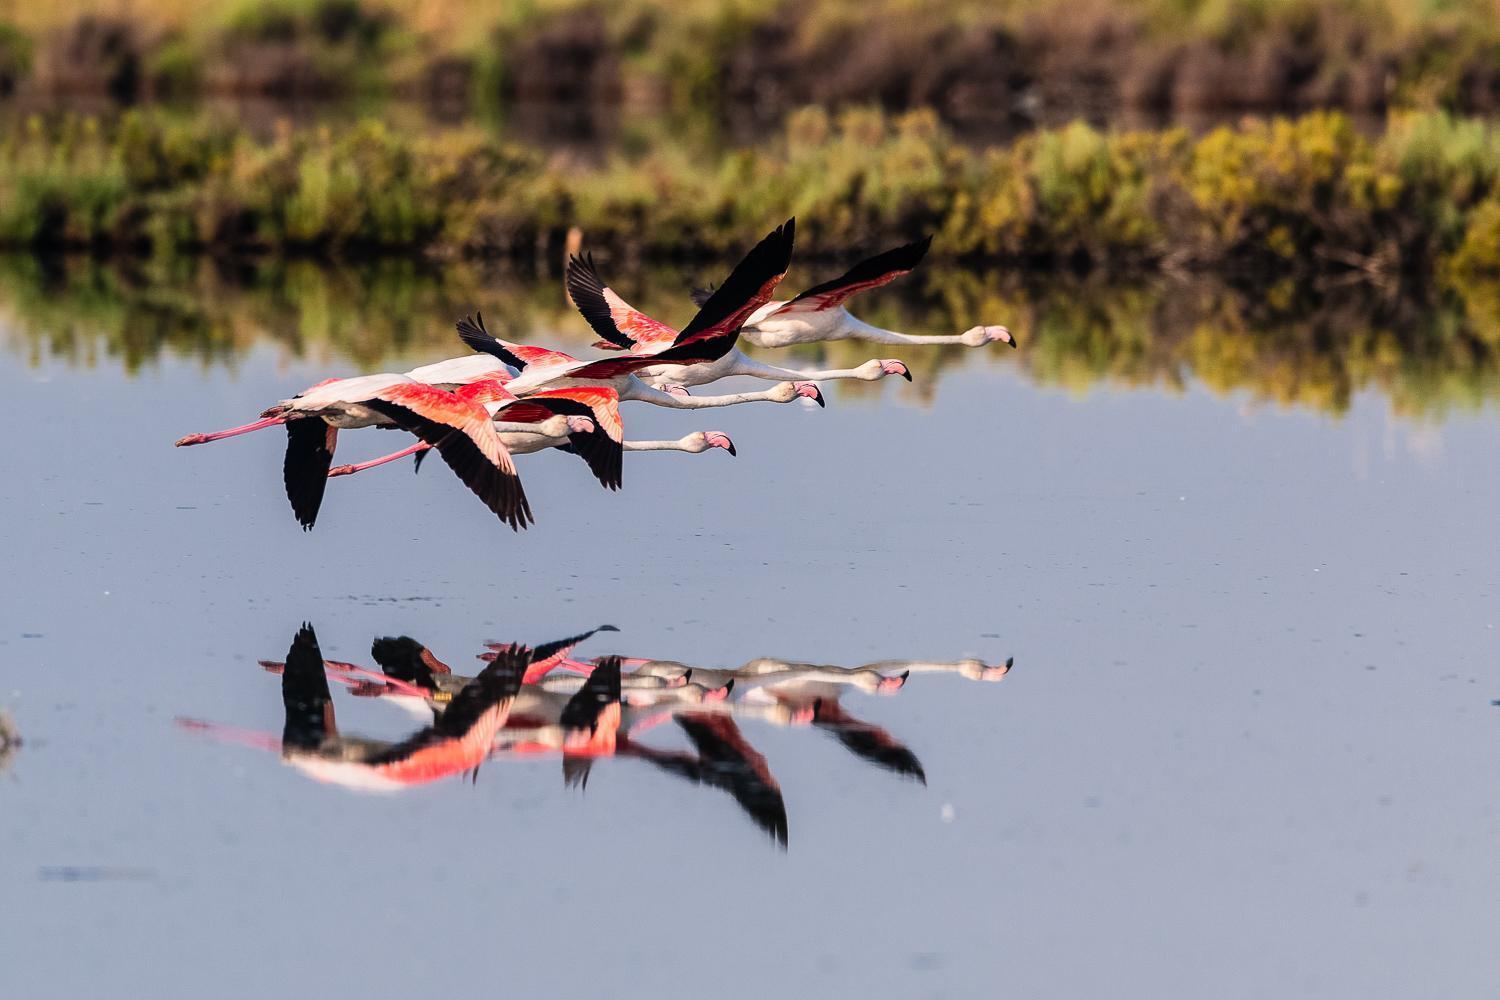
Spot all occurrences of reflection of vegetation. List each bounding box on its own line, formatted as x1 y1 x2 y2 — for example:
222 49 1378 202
4 254 1499 421
6 107 1500 284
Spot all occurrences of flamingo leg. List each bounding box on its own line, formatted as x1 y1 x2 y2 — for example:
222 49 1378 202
175 718 282 752
328 441 431 478
174 416 284 447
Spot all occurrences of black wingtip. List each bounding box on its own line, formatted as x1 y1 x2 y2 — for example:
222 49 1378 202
678 218 796 340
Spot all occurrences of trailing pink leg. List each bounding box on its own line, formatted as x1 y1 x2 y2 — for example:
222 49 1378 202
174 416 284 447
328 441 431 478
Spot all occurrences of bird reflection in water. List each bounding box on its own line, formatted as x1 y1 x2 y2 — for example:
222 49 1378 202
0 710 21 779
178 624 1012 846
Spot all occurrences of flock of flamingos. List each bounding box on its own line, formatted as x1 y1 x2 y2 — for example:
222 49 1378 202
179 622 1014 843
173 219 1015 529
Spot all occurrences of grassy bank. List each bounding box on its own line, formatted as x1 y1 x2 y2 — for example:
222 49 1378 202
6 0 1500 115
5 107 1500 282
4 254 1499 420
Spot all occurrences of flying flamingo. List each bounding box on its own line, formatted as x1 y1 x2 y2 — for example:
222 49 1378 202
329 383 623 490
689 236 1016 350
566 252 914 389
330 389 736 490
175 374 532 530
459 220 824 410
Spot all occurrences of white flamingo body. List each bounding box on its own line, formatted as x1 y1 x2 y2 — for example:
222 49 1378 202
739 306 1012 350
633 347 910 389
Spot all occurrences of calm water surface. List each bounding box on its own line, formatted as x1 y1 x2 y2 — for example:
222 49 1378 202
0 269 1497 999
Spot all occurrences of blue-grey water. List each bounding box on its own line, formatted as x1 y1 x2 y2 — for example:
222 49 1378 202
1 275 1497 999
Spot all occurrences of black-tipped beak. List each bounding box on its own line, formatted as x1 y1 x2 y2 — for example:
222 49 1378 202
901 368 913 382
722 678 735 694
1008 335 1019 349
814 391 826 408
726 441 738 456
682 669 693 684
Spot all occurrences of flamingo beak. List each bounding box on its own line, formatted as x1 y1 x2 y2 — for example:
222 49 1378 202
994 326 1017 348
981 657 1014 682
795 382 825 407
876 670 910 694
566 415 597 435
664 384 692 398
704 432 737 456
880 360 912 381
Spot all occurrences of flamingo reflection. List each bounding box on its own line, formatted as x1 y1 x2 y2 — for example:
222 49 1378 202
179 623 1013 846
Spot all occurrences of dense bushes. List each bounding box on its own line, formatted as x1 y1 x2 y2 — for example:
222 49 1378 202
4 105 1500 283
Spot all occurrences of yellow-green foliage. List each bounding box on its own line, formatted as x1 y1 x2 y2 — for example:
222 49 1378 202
4 106 1500 280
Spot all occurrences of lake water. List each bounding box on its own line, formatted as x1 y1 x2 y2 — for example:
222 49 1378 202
1 261 1497 999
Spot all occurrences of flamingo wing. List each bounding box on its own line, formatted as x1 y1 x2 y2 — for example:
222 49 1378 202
813 699 926 782
370 636 446 692
362 384 533 531
672 218 795 344
566 253 679 352
282 624 337 750
548 219 797 381
283 420 338 531
769 236 931 316
675 714 788 846
523 623 620 683
496 388 624 490
560 656 623 737
362 645 529 773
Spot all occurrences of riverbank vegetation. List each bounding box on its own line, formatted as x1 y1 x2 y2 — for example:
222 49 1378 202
3 106 1500 284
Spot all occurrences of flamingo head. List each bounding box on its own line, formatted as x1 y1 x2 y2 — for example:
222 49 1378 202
662 383 692 398
793 381 825 407
960 324 1016 348
879 359 913 381
959 657 1013 682
565 415 598 436
875 670 910 695
699 431 737 456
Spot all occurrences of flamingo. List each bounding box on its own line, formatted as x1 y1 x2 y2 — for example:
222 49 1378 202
566 252 914 388
175 374 531 530
181 624 530 791
689 236 1016 350
459 220 825 411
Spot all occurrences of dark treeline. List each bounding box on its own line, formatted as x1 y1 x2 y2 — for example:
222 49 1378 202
6 1 1500 119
